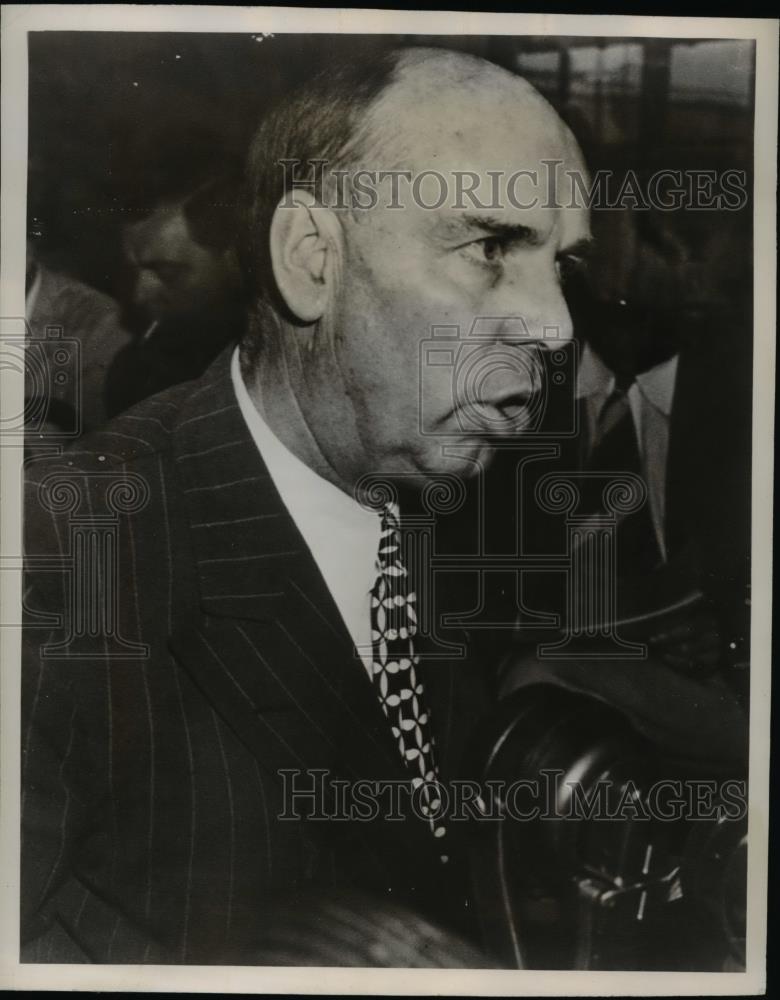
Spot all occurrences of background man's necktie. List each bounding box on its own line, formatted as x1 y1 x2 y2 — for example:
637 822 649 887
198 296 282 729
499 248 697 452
582 378 662 575
370 504 447 845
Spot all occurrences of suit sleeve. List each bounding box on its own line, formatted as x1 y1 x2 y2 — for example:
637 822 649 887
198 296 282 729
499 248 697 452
20 470 174 963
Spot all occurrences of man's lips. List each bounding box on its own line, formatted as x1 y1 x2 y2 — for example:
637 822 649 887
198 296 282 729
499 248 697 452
442 348 547 434
456 387 541 433
490 388 537 420
475 356 544 420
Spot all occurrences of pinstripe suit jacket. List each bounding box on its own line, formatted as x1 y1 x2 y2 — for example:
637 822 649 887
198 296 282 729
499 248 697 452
21 350 496 964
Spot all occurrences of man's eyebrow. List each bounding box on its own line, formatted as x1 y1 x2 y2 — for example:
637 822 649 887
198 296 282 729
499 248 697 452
458 214 544 245
558 236 595 258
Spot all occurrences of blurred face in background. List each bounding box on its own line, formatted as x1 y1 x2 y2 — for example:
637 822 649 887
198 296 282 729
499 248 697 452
125 203 238 325
573 207 749 376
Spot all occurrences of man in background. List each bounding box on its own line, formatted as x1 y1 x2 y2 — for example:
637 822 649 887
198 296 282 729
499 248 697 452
105 175 246 415
25 239 133 436
512 206 751 689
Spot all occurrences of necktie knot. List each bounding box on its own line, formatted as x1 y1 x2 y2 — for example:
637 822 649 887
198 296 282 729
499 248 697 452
375 503 404 576
380 502 401 531
595 378 634 445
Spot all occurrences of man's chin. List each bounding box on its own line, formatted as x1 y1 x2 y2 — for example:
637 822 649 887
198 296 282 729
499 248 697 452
358 440 497 496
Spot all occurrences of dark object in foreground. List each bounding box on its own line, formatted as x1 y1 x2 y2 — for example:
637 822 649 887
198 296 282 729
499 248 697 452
252 889 495 968
468 680 747 971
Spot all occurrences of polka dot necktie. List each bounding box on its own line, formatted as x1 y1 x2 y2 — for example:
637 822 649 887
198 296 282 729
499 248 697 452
370 503 447 848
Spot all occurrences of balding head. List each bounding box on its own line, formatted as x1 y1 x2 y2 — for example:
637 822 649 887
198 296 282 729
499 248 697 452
349 48 587 222
364 46 578 164
242 46 586 310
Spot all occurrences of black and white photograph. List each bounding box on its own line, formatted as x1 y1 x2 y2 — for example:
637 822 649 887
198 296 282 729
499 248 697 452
0 6 775 994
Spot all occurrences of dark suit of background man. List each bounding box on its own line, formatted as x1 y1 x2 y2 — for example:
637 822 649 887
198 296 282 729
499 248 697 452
22 47 591 964
564 209 751 681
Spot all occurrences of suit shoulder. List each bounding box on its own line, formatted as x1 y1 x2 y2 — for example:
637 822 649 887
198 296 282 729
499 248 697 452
35 267 118 314
25 380 207 481
24 353 237 545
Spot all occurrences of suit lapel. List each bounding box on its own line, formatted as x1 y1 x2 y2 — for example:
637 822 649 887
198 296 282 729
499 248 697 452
665 351 700 559
169 355 407 775
167 354 448 869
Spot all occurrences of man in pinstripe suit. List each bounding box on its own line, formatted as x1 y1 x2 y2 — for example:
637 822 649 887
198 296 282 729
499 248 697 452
22 47 589 963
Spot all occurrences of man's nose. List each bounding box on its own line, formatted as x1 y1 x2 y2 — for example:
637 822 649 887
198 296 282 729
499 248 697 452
491 264 574 349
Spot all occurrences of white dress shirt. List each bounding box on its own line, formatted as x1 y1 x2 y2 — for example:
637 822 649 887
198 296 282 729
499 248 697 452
576 343 679 563
231 347 380 675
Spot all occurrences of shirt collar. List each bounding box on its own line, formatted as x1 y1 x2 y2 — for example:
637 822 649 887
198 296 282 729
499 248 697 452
230 347 403 674
576 342 614 400
635 354 679 416
576 342 679 416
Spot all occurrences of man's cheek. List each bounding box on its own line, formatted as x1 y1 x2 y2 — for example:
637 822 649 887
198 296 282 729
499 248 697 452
399 285 480 345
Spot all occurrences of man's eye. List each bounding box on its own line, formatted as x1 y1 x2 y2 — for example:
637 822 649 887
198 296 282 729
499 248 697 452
481 237 505 262
153 263 185 284
461 236 508 265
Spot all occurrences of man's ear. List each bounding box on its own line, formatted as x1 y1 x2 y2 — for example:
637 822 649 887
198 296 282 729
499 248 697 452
269 189 342 323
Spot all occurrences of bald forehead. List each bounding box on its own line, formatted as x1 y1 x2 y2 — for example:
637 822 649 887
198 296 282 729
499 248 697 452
390 47 555 109
366 48 581 172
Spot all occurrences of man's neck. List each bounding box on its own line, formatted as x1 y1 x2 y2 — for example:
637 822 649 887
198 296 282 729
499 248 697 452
240 328 364 501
